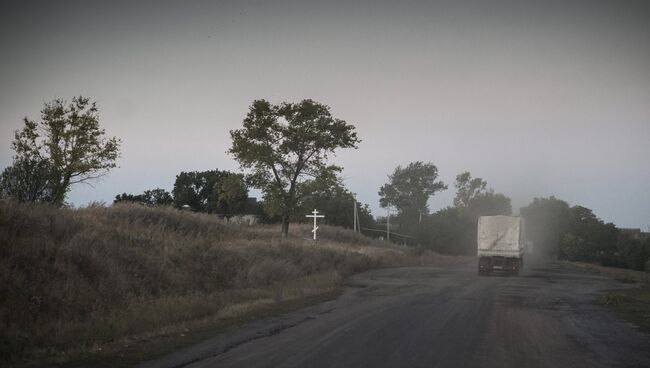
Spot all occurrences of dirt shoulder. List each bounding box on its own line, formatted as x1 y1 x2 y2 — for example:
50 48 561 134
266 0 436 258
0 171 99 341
568 261 650 334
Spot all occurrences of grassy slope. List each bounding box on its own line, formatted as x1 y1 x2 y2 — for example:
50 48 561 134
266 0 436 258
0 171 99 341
0 201 438 366
570 262 650 334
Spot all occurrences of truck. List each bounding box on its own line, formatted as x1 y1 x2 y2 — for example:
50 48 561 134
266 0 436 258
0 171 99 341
477 215 526 276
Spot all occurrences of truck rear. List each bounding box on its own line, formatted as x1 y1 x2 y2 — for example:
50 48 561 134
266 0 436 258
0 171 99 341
477 215 525 276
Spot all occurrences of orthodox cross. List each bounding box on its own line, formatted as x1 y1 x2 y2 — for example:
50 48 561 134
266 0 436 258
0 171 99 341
305 209 325 240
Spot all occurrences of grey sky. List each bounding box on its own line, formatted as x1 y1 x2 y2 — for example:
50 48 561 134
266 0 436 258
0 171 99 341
1 0 648 228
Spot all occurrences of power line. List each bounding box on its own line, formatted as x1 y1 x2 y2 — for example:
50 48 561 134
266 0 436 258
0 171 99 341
361 227 415 239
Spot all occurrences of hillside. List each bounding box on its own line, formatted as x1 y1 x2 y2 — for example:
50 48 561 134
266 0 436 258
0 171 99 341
0 201 438 365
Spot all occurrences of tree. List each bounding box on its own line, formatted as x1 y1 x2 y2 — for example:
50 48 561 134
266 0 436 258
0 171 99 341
378 161 446 217
230 99 360 238
0 157 52 202
172 170 227 212
413 171 510 254
295 168 374 229
146 188 173 206
217 174 249 218
114 188 173 206
424 207 475 255
10 96 121 206
559 205 618 262
378 162 447 240
453 171 488 207
171 170 250 215
464 192 512 219
453 171 511 217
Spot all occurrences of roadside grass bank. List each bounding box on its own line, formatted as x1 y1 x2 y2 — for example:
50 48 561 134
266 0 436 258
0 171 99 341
569 262 650 334
0 201 441 367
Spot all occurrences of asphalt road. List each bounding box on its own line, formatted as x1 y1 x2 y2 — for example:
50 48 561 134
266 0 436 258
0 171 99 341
139 259 650 368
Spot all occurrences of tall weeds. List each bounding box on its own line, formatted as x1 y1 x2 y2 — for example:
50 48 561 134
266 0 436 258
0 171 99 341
0 201 431 363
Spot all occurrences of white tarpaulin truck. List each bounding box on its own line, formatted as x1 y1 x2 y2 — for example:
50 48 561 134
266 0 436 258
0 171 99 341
477 215 526 276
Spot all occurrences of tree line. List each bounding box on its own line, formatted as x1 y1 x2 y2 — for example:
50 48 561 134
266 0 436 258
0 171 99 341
1 96 647 271
376 163 649 271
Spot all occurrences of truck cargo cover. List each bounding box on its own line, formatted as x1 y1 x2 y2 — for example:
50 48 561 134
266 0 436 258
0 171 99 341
477 216 524 256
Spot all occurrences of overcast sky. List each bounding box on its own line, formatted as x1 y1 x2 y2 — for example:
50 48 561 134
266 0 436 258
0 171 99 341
1 0 648 228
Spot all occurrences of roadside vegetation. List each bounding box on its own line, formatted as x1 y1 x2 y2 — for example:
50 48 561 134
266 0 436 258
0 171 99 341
0 200 438 365
570 262 650 334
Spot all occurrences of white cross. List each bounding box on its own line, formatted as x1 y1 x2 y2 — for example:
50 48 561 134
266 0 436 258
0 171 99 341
305 209 325 240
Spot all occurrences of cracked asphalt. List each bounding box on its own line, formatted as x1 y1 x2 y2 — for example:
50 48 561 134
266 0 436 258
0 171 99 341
138 259 650 368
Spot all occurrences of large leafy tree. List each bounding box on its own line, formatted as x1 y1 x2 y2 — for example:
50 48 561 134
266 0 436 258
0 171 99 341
9 96 120 206
172 170 221 211
172 170 250 215
172 170 228 212
378 161 447 216
230 99 360 238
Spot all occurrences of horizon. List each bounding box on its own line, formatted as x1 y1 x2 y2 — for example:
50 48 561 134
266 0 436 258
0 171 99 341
1 0 648 229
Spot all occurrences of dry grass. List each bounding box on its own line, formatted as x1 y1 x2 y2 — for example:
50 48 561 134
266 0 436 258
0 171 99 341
569 261 650 284
0 200 437 365
569 261 650 334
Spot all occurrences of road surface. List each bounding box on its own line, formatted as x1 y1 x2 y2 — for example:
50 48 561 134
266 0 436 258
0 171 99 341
139 259 650 368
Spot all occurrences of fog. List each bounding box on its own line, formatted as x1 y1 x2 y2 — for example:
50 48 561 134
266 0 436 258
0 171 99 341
0 0 648 228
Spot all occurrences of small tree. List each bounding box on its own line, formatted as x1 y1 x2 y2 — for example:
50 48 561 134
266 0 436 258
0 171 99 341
0 157 52 202
217 174 249 218
146 188 173 206
453 171 488 208
378 161 447 217
378 161 447 239
11 96 120 206
230 99 360 238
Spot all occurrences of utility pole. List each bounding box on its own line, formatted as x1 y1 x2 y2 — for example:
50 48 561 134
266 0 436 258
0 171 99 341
387 208 390 242
356 204 361 233
353 198 358 232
